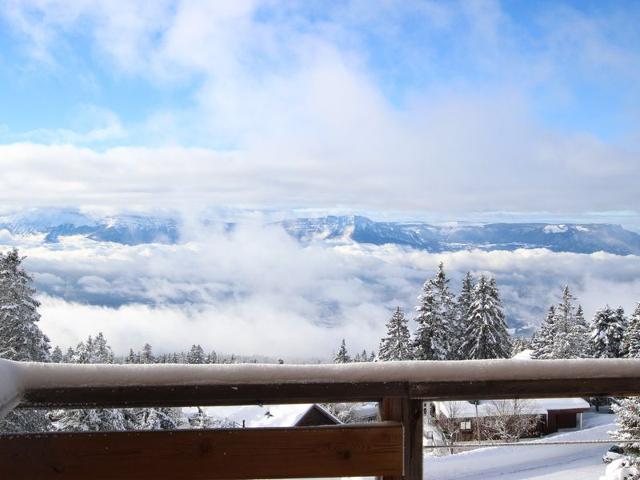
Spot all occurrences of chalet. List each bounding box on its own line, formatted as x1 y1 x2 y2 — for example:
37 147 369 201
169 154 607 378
432 397 591 441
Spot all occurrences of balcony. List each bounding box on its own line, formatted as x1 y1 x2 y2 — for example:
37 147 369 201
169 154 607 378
2 358 640 479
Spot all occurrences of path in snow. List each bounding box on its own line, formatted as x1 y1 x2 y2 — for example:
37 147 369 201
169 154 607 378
424 413 614 480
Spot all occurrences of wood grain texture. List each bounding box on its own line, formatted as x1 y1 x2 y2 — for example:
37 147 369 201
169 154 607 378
379 398 423 480
409 377 640 400
0 424 403 480
19 382 409 409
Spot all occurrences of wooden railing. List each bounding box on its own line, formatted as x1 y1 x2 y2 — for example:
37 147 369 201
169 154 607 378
3 358 640 479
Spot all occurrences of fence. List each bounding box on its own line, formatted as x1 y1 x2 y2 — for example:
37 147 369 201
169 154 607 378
2 358 640 479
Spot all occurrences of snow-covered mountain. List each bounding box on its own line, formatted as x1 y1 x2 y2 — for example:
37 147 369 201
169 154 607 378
0 209 179 245
281 216 640 255
1 209 639 254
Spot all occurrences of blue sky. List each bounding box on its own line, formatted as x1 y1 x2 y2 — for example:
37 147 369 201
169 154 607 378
0 0 638 219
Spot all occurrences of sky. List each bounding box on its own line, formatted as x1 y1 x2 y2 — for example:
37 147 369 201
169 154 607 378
0 0 638 220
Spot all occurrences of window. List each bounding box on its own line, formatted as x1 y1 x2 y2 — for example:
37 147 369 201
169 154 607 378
460 420 472 431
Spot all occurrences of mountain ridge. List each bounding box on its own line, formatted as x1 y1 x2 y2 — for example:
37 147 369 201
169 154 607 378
0 209 639 255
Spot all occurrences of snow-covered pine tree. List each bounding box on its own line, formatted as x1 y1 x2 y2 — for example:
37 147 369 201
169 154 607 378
0 249 51 433
207 350 218 364
627 304 640 358
187 344 206 364
93 332 113 363
531 287 590 360
574 305 591 357
551 286 590 359
125 348 138 363
0 249 50 361
133 407 181 430
50 346 63 363
591 306 626 358
140 343 154 364
413 263 455 360
458 275 511 359
510 337 530 356
378 307 413 361
334 339 351 363
530 306 556 359
612 397 640 463
63 347 74 362
616 307 630 357
455 272 475 347
55 333 183 431
55 333 129 432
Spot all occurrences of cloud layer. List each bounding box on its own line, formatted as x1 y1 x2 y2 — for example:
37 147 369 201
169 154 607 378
3 223 636 359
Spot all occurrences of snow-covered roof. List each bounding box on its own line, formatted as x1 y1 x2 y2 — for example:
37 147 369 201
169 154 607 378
436 397 590 418
193 404 315 428
194 404 340 428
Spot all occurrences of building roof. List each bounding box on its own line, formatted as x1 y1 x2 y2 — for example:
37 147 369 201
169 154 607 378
197 403 340 428
436 397 590 419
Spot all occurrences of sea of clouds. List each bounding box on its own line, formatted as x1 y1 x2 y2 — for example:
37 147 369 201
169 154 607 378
2 222 638 360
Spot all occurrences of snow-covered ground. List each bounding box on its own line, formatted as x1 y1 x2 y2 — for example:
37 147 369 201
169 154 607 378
424 412 615 480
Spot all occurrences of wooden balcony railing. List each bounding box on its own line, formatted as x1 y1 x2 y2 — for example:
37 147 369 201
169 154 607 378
2 358 640 479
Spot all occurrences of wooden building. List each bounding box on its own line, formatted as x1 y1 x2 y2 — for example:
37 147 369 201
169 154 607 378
433 397 591 441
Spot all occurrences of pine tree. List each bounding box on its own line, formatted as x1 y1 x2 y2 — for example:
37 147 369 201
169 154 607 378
530 287 589 359
574 305 591 357
531 306 556 359
50 346 63 363
459 275 511 359
591 306 626 358
627 304 640 358
55 333 183 432
510 337 530 356
207 350 218 364
55 333 128 432
187 344 206 364
413 263 455 360
379 307 413 361
125 348 137 364
0 249 51 433
552 287 590 358
0 249 50 361
455 272 475 347
140 343 154 364
334 339 351 363
64 347 75 362
612 397 640 462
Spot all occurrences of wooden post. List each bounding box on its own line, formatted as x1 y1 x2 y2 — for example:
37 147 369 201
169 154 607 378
379 397 423 480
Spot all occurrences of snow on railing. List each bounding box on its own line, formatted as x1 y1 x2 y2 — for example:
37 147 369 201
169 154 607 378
3 357 640 480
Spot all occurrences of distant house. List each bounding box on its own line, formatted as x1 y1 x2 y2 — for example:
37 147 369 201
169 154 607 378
432 397 590 441
295 404 343 427
428 348 593 442
196 403 341 428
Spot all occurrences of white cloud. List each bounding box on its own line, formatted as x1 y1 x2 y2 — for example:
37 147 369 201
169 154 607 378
0 2 638 214
5 223 637 359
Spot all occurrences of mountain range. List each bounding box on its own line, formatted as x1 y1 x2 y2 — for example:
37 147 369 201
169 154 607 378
1 209 639 255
